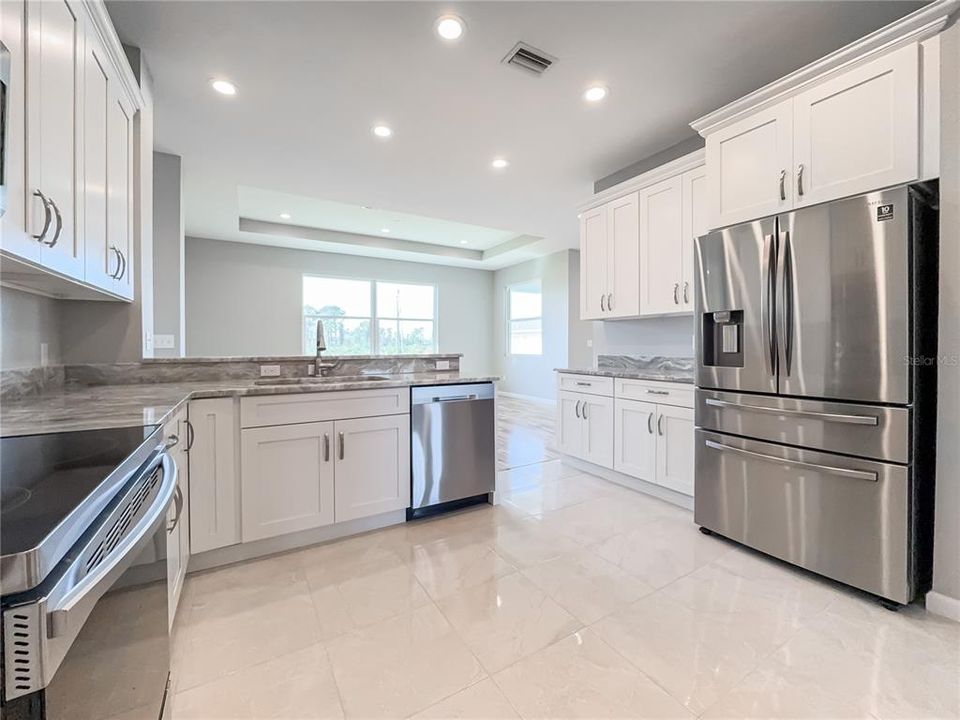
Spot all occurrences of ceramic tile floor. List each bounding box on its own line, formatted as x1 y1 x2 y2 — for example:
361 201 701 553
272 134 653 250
170 458 960 720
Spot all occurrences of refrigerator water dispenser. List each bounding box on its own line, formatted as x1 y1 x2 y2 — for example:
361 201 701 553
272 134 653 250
702 310 743 367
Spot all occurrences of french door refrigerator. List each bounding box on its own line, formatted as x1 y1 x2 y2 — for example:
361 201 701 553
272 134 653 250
693 183 938 605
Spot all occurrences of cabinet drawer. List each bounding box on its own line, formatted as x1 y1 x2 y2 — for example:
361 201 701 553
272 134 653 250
241 388 410 428
557 374 614 397
615 379 693 408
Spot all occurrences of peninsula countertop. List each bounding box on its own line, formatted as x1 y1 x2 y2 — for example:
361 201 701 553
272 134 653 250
0 373 499 437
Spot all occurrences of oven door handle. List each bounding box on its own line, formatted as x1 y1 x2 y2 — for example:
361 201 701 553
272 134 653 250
47 452 177 639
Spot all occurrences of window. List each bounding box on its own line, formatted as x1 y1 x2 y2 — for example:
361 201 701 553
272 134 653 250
508 280 542 355
303 276 437 355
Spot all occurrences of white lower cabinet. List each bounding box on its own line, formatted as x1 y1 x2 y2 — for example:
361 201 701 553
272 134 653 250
241 421 336 542
614 399 657 483
164 407 190 627
557 393 584 457
188 398 240 554
655 405 695 496
334 415 411 522
556 391 613 468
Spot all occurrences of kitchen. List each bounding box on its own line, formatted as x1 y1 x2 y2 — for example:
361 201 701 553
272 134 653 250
1 1 959 719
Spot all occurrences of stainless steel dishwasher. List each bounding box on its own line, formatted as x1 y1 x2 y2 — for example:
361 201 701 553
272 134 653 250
410 383 496 518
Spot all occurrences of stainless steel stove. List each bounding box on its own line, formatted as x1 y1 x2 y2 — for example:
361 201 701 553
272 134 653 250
1 424 178 720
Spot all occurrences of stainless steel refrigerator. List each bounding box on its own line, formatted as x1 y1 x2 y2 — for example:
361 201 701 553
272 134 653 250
693 183 938 606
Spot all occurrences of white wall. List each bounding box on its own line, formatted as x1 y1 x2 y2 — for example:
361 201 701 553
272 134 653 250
592 316 694 361
153 152 184 357
184 237 496 376
493 251 584 400
932 18 960 617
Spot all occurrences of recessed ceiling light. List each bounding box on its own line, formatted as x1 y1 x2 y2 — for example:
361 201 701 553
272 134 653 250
361 205 372 210
491 158 509 169
380 227 391 233
210 78 238 96
460 240 469 245
372 124 393 139
435 15 465 41
584 85 609 103
279 212 291 220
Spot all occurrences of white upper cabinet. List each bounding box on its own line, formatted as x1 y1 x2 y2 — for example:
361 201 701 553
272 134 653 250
25 0 83 277
579 206 607 320
705 100 793 229
639 176 683 315
107 87 134 299
606 192 640 318
680 165 707 310
792 43 919 208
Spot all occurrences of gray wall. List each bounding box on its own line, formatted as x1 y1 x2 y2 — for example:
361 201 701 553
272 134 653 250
185 237 496 376
567 252 593 369
0 288 62 369
153 152 184 357
591 316 694 361
493 250 589 400
933 18 960 612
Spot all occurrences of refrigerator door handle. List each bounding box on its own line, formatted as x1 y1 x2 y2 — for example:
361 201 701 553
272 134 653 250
703 397 880 426
703 440 878 482
776 230 794 377
762 233 777 376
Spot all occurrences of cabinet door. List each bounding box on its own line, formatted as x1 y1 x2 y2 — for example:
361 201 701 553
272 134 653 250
26 0 83 277
793 43 919 208
334 415 410 522
613 399 657 482
705 99 793 229
639 176 683 315
557 391 585 459
655 405 694 496
606 192 640 318
680 166 707 310
579 205 607 320
242 421 335 541
107 89 134 299
164 409 188 627
82 25 116 290
581 394 614 469
188 398 240 553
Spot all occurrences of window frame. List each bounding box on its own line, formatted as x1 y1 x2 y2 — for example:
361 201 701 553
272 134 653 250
506 279 544 357
302 274 439 356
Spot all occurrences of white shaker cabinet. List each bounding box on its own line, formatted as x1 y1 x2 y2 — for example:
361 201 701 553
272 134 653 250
613 398 658 483
639 176 683 315
655 405 695 496
680 165 707 310
606 192 640 318
164 407 190 627
241 421 336 542
334 415 411 522
25 0 84 278
579 205 608 320
792 43 919 209
188 398 241 554
557 392 584 457
705 99 794 229
556 390 613 467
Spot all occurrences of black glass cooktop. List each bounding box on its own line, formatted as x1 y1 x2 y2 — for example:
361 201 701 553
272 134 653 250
1 425 159 557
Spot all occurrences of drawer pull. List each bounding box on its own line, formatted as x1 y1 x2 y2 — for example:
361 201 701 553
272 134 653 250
704 398 878 426
646 390 670 396
575 382 592 387
704 440 877 482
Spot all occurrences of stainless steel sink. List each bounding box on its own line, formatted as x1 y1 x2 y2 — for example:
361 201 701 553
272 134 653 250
254 375 393 386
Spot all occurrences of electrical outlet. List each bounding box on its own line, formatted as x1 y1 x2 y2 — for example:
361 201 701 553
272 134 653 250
154 334 175 350
40 343 49 367
436 360 450 370
307 365 316 375
586 339 593 347
260 365 281 377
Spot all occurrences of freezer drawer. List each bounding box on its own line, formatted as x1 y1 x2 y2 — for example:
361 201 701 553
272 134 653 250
695 430 913 603
695 388 911 463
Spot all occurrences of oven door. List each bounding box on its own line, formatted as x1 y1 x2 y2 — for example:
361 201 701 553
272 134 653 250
2 453 177 720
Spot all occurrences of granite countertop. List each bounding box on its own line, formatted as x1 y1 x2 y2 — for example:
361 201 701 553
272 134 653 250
0 373 499 437
555 367 694 384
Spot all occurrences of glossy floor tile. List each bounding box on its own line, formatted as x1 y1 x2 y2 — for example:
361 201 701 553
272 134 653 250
173 455 960 720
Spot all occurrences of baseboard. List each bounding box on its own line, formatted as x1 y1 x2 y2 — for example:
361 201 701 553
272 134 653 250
498 391 556 406
562 455 694 511
926 590 960 622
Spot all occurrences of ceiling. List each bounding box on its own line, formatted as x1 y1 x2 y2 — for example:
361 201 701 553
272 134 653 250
107 1 923 270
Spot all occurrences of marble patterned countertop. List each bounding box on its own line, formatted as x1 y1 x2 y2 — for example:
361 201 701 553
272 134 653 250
555 355 695 384
0 373 499 437
555 367 694 384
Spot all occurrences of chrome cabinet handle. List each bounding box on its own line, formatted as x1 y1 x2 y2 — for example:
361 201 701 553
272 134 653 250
683 281 689 304
575 400 581 418
657 414 664 436
796 164 804 197
704 439 877 482
338 432 345 460
673 283 679 304
600 294 606 312
581 402 588 421
575 382 592 387
607 293 613 311
779 169 786 201
167 485 184 534
184 419 195 451
703 397 879 426
47 198 63 247
646 389 669 396
647 413 653 434
109 245 121 278
323 433 330 462
32 191 53 242
117 250 126 280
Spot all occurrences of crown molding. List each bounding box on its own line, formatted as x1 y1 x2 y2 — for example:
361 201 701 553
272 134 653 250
578 148 705 212
83 0 144 111
690 0 958 136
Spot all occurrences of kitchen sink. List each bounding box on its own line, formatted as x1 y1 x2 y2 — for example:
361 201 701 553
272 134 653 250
254 375 393 386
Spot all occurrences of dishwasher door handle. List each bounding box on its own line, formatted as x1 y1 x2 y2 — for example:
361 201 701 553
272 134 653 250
431 394 478 402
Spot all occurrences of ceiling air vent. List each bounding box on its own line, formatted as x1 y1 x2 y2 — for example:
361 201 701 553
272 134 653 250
502 42 556 76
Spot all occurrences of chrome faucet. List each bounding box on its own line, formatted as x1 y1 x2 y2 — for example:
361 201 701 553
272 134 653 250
315 320 339 377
